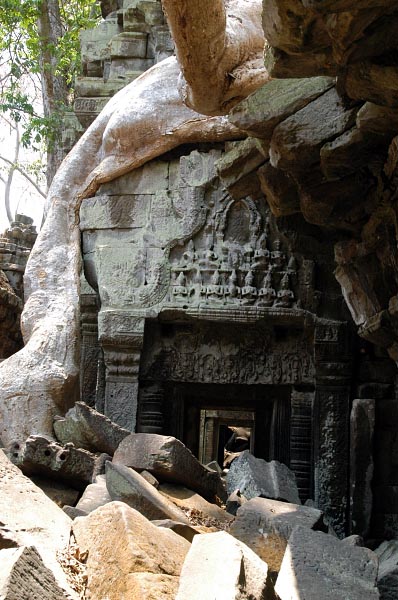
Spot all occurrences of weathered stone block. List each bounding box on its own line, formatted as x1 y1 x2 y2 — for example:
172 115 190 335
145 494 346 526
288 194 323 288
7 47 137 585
108 57 154 79
74 77 126 98
152 519 199 543
350 398 375 537
216 137 267 199
123 573 179 600
375 540 398 600
9 435 109 491
72 501 189 600
76 474 112 514
105 461 190 523
80 20 121 63
98 159 169 195
345 62 398 108
80 194 150 231
356 102 398 137
275 526 379 600
226 450 301 504
110 32 148 58
159 483 234 527
0 546 71 600
229 76 334 140
176 531 273 600
270 87 358 172
229 497 325 572
257 161 300 216
113 433 225 502
53 401 131 455
74 96 110 128
0 450 76 597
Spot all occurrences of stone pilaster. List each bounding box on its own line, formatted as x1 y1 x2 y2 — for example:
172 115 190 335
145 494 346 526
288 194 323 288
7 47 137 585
313 320 351 537
98 311 145 431
290 389 314 502
80 278 100 407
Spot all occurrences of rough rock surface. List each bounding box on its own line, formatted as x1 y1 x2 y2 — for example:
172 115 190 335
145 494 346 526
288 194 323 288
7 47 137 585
0 546 72 600
0 449 77 598
113 433 225 502
72 501 190 600
152 519 199 543
375 540 398 600
106 461 190 523
75 474 111 514
9 434 109 491
176 531 273 600
226 450 301 504
53 401 130 454
229 497 325 572
275 526 379 600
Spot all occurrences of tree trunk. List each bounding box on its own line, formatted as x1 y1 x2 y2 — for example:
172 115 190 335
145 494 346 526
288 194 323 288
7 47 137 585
37 0 69 187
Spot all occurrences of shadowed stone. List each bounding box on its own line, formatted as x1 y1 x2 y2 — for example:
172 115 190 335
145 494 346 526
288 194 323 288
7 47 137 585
229 497 325 572
226 450 301 504
275 526 379 600
75 474 112 514
375 540 398 600
105 461 190 523
176 531 273 600
113 433 225 502
53 401 131 455
152 519 199 543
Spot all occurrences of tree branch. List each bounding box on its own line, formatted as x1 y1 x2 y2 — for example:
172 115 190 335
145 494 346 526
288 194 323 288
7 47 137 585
0 155 46 200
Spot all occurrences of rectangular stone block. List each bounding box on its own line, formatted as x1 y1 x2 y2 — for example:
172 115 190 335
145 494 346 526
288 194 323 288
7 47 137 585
110 32 148 58
80 194 151 230
80 20 121 63
74 97 110 128
98 160 169 195
75 77 126 98
108 57 154 79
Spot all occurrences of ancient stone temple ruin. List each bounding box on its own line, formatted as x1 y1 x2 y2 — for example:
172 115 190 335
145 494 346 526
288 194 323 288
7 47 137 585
2 0 398 597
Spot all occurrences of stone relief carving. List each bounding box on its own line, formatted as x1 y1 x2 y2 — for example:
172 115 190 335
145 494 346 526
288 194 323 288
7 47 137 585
141 324 314 385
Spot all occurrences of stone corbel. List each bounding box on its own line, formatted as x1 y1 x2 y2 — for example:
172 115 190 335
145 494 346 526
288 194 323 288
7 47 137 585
98 311 145 431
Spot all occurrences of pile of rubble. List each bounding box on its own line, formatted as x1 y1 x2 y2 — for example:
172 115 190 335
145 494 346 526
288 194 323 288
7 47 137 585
0 402 395 598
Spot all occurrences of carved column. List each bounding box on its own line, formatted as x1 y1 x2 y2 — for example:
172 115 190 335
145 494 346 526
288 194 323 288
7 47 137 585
98 311 145 431
313 321 351 538
137 386 164 434
80 278 100 407
290 389 314 502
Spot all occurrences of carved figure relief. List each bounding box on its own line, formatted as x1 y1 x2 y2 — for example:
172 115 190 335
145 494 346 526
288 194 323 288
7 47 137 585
166 193 303 311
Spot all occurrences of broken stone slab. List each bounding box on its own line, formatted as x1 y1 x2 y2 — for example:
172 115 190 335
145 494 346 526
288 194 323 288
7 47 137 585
226 489 247 516
9 434 110 491
75 474 112 514
375 540 398 600
113 433 225 502
345 62 398 109
228 76 334 140
226 450 301 504
320 127 388 181
0 449 77 598
229 497 325 572
53 401 130 455
0 546 72 600
105 461 190 523
275 526 379 600
176 531 273 600
63 506 88 520
158 483 234 528
140 469 159 488
215 137 267 199
270 87 358 172
356 103 398 137
123 573 179 600
257 161 300 216
72 501 190 600
264 46 337 79
152 519 199 543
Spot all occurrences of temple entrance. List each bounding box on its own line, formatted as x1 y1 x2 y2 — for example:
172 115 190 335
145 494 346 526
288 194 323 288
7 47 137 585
156 382 292 469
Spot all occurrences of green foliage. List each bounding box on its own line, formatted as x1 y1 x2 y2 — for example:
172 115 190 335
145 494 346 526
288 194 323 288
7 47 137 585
0 0 100 149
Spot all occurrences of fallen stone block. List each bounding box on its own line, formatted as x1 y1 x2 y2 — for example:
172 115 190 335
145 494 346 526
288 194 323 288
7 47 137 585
113 433 225 502
140 469 159 488
63 506 88 520
53 401 130 455
275 526 379 600
375 540 398 600
226 489 247 516
75 474 111 514
226 450 301 504
176 531 273 600
159 483 234 528
152 519 199 543
72 501 190 600
229 497 325 572
0 546 72 599
106 461 190 523
0 449 77 597
9 434 109 491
